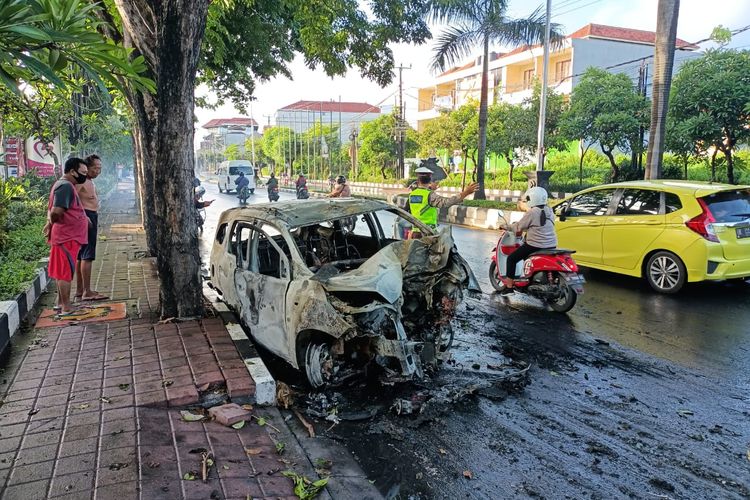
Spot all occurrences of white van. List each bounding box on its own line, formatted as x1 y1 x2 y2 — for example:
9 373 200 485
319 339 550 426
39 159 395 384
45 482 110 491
217 160 256 194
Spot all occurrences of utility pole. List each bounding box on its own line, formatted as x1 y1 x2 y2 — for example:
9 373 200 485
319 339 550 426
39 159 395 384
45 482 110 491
396 64 411 178
530 0 553 191
338 96 342 174
632 61 648 172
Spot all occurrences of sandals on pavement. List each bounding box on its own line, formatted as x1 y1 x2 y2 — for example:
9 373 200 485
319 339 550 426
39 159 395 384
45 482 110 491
81 293 110 301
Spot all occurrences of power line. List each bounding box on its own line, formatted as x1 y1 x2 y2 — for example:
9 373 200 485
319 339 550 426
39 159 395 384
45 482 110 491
553 0 603 18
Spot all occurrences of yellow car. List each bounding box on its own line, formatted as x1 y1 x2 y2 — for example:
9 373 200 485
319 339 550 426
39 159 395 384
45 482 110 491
553 180 750 293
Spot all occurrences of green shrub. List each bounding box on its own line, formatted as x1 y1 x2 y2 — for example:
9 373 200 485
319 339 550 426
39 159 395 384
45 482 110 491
0 216 48 300
3 199 46 232
0 258 40 300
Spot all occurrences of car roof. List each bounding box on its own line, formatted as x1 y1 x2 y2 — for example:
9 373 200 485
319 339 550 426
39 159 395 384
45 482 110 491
572 180 750 198
218 198 394 228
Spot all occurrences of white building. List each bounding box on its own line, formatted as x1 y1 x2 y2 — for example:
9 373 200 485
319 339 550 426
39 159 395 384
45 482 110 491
416 23 699 131
276 100 381 143
200 117 260 151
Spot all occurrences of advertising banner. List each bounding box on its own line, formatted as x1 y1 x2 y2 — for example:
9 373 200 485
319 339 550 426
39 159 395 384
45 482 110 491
25 137 60 177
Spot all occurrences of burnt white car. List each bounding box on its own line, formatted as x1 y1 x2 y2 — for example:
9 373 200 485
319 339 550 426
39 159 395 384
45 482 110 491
209 198 477 387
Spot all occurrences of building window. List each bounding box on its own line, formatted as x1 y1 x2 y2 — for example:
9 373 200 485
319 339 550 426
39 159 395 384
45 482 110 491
555 59 571 83
522 69 534 90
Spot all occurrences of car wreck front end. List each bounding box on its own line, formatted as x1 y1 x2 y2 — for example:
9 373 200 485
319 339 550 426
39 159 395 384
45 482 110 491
280 202 477 387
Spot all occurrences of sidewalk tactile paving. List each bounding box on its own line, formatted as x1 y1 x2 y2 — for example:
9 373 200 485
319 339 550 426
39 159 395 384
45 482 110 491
0 185 295 499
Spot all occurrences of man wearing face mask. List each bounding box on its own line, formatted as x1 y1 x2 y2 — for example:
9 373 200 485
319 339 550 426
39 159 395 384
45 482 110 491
43 158 91 316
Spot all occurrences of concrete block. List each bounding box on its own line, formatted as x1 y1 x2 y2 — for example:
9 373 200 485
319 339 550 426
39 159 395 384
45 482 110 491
244 358 276 406
208 403 251 426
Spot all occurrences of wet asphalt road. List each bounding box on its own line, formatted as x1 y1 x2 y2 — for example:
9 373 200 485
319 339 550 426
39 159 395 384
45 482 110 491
200 183 750 499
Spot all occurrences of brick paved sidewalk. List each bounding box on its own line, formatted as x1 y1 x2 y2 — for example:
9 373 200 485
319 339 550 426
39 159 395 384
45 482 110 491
0 183 300 499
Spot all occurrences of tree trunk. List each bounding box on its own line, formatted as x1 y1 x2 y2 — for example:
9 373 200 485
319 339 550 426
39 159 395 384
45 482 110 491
507 156 515 185
152 0 210 318
127 90 159 256
578 146 588 189
645 0 680 179
603 148 619 182
116 0 209 318
725 149 735 184
683 156 688 180
710 148 717 182
475 35 490 200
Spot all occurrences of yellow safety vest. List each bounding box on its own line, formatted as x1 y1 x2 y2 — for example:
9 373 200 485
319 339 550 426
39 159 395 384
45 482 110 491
409 188 438 227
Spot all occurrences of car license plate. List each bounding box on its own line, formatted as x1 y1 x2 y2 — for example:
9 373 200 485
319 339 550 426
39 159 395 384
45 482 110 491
736 226 750 239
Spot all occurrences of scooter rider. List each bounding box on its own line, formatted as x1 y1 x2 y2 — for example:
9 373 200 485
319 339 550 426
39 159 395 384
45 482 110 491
501 186 557 290
407 166 478 237
235 171 250 196
266 172 279 201
328 175 351 198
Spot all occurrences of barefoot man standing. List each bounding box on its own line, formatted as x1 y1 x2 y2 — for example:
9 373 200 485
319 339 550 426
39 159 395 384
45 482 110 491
75 154 108 301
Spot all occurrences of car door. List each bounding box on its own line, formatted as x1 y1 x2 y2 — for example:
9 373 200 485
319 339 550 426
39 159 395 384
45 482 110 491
602 189 665 270
557 189 616 265
211 220 250 308
233 222 292 362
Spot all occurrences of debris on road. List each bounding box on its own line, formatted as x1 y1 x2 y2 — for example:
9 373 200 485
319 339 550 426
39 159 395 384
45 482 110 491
208 403 251 426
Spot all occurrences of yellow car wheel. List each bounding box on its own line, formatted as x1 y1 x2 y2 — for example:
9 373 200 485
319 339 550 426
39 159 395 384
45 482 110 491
646 251 686 294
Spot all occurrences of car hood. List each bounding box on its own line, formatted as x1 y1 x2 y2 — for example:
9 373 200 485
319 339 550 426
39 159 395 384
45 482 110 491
312 230 471 304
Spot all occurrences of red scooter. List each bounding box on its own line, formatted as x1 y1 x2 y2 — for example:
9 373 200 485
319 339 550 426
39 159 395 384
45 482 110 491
489 223 585 313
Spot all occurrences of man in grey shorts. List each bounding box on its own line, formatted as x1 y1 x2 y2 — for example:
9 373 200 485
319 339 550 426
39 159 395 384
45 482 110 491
75 154 109 301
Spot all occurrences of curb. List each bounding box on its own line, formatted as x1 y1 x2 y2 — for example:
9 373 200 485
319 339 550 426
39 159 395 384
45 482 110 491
203 283 277 406
0 266 48 357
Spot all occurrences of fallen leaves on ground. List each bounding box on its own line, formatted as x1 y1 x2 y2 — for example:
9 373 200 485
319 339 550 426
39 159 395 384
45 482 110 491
183 472 197 481
282 470 329 500
245 447 263 456
231 420 245 429
677 409 694 417
180 410 205 422
76 403 90 410
118 383 130 391
463 470 473 480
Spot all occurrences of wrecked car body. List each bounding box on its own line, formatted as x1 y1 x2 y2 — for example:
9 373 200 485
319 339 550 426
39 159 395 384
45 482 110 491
209 198 478 387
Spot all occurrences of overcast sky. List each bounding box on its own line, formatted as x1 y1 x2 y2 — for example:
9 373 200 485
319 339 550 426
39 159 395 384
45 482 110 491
194 0 750 140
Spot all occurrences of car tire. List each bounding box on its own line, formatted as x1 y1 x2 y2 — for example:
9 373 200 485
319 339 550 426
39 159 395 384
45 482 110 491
250 189 255 195
303 341 334 388
646 251 686 294
488 261 507 293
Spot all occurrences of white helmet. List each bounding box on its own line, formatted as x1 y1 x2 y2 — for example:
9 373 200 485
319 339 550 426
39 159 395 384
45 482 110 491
415 166 433 174
525 186 548 207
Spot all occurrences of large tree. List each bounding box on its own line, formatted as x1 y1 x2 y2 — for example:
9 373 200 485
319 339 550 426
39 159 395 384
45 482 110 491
645 0 680 180
359 112 419 179
562 68 649 182
429 0 561 199
669 49 750 184
103 0 433 317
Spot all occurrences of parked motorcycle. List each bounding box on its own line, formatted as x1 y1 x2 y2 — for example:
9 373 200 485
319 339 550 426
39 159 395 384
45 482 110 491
268 187 280 202
488 221 584 313
238 186 250 204
296 185 310 200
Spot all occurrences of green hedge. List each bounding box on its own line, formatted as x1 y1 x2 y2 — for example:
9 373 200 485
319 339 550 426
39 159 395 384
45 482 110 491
0 208 48 300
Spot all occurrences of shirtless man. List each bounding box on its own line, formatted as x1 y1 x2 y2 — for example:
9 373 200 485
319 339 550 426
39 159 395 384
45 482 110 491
75 154 108 301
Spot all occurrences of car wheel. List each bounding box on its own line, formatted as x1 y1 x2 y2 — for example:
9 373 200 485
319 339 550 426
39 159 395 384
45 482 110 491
488 261 507 293
304 341 334 388
250 189 255 195
646 251 686 294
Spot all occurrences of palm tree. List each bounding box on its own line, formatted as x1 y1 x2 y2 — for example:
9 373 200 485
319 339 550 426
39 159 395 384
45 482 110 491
430 0 561 199
645 0 680 179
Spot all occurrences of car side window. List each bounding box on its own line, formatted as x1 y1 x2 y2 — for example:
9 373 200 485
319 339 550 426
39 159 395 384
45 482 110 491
567 189 615 217
229 222 252 259
616 189 661 215
216 223 227 244
665 193 682 214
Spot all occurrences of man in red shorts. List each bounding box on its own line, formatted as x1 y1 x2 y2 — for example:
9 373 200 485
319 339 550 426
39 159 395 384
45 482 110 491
44 158 90 315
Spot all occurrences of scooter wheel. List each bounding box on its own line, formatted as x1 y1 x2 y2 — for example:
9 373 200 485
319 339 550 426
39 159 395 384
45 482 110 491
548 273 577 313
488 262 507 293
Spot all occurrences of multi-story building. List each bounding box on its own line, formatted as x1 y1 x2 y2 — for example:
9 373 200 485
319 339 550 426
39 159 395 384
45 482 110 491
416 23 698 131
276 100 381 143
199 117 260 151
